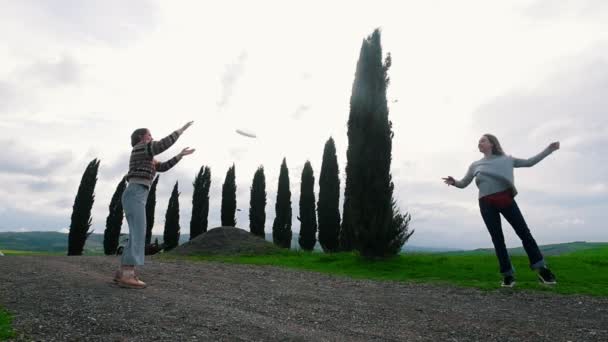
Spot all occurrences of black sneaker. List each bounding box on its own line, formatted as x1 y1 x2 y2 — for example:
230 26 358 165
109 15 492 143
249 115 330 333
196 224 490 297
538 267 557 285
501 275 516 288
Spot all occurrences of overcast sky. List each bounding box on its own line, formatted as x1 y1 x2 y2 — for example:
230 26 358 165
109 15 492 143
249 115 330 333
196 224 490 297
1 0 606 249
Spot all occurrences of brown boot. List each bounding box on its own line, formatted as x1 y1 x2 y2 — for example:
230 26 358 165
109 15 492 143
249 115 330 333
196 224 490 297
117 269 147 289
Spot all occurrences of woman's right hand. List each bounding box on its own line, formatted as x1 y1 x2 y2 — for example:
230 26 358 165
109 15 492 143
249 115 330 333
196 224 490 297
442 176 456 186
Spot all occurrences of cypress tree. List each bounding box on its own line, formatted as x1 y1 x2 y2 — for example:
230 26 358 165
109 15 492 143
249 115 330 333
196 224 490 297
298 161 317 251
163 181 181 251
318 137 341 253
343 28 413 257
145 175 159 245
249 166 267 238
68 158 100 255
272 158 292 248
221 164 237 227
103 176 126 255
339 203 355 251
190 165 211 240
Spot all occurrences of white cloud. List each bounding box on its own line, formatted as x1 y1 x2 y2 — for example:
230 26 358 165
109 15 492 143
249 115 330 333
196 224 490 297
1 0 158 47
20 55 82 87
522 0 608 20
0 81 22 114
0 139 74 176
292 104 311 120
217 52 248 109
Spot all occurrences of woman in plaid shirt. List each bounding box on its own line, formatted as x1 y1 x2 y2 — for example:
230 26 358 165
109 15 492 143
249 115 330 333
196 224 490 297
116 121 195 289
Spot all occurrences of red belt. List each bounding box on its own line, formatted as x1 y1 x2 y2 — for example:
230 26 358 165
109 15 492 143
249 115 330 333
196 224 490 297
481 189 514 208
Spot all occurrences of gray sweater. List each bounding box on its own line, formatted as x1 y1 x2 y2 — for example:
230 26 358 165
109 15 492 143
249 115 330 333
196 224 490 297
454 147 554 198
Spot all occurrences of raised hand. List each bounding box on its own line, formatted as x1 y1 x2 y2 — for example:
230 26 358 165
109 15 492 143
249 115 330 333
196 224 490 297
548 141 560 152
179 147 196 157
442 176 456 186
180 121 194 133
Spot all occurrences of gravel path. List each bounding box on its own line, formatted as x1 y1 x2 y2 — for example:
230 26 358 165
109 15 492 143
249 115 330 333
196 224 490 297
0 256 606 341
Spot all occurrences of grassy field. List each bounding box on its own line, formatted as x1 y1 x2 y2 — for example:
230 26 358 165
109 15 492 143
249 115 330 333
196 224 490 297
4 244 607 296
0 307 14 340
172 245 608 296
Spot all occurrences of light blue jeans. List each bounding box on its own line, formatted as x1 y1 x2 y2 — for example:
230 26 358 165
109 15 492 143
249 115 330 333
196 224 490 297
121 183 149 266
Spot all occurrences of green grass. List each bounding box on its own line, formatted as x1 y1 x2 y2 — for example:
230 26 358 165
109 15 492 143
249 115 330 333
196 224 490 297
0 307 14 340
170 246 608 296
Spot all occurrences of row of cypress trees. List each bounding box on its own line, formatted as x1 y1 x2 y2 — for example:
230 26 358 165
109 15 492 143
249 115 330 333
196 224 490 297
72 137 342 256
68 28 413 258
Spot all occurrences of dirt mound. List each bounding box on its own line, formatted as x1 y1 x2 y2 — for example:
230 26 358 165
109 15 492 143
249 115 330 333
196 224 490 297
169 226 279 256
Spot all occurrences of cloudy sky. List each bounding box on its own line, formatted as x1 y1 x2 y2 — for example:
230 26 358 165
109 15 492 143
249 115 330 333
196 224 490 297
1 0 606 249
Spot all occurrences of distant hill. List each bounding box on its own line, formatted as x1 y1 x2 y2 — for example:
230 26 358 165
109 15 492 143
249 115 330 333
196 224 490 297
443 241 608 256
402 245 464 253
1 231 605 256
1 230 440 254
0 231 104 254
0 231 187 255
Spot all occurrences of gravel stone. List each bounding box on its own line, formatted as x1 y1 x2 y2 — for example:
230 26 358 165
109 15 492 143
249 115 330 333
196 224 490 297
0 256 606 341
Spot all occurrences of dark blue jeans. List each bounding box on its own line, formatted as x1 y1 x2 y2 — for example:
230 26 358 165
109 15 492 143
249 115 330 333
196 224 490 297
479 199 545 276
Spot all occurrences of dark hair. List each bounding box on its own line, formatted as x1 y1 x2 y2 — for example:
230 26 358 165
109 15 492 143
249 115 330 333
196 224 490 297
130 128 148 147
483 134 505 155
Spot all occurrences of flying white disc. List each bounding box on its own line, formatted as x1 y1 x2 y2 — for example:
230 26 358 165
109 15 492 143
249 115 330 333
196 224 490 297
235 129 257 138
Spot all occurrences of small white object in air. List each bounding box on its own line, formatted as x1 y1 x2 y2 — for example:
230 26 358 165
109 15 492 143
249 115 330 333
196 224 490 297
235 129 257 138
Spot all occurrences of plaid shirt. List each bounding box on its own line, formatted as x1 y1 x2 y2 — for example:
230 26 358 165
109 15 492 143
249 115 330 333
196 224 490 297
126 130 183 187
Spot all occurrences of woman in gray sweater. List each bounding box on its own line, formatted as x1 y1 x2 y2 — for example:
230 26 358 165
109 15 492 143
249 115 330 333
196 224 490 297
443 134 559 287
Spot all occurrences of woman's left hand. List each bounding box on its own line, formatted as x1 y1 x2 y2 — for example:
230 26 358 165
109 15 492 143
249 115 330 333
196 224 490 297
548 141 560 152
179 147 196 157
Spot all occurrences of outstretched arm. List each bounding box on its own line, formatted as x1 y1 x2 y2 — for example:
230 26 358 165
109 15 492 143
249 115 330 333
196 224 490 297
146 121 194 156
156 147 196 172
443 164 475 189
513 141 559 168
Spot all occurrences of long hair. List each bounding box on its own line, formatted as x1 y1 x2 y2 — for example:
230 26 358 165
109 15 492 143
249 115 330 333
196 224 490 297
130 128 148 147
483 134 505 155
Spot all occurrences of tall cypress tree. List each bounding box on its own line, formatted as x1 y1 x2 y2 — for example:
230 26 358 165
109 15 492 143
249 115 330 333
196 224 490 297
68 158 100 255
318 137 341 253
249 166 266 238
298 161 317 251
190 165 211 240
221 164 237 227
343 28 413 257
103 176 126 255
145 175 159 245
163 181 181 251
339 205 354 251
272 158 292 248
